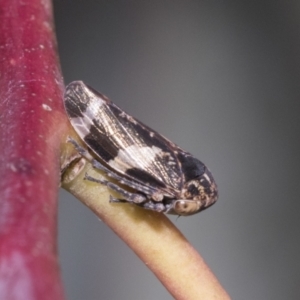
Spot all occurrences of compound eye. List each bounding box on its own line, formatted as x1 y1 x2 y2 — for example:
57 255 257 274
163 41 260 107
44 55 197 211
173 200 201 216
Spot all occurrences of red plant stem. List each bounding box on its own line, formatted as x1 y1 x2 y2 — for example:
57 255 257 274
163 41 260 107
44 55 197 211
0 1 66 299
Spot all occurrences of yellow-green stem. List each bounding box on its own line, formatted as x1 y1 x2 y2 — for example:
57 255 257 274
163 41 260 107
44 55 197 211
62 154 230 300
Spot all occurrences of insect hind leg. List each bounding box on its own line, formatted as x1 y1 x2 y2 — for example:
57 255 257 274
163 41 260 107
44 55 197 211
84 174 147 204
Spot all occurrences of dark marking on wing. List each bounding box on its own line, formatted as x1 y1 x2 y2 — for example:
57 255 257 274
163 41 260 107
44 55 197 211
126 168 167 189
84 125 118 162
64 96 86 118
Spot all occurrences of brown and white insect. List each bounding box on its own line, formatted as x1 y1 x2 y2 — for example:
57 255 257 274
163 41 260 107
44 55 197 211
64 81 218 216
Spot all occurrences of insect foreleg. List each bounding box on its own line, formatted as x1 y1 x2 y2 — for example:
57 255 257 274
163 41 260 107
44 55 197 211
110 196 166 212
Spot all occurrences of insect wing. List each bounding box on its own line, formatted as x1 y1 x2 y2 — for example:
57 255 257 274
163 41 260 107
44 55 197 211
64 81 184 197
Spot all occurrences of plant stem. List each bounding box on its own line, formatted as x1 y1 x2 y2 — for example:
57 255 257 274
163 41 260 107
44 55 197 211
0 1 67 299
63 159 231 300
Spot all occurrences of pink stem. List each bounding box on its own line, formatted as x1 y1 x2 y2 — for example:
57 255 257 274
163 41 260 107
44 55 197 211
0 1 67 299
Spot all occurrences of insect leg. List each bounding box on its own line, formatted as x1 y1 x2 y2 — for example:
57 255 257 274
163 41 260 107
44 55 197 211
110 196 166 212
85 174 147 204
67 136 94 160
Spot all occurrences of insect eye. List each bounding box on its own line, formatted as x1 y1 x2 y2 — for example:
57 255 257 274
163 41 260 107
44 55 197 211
173 200 201 216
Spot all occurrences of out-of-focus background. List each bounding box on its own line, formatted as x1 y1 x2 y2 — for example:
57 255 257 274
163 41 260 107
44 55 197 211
54 1 300 299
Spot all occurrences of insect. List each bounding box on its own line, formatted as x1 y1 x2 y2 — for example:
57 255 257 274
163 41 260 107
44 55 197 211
64 81 218 216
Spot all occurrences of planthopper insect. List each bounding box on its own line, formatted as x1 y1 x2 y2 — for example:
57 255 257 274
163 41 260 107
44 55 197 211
64 81 218 216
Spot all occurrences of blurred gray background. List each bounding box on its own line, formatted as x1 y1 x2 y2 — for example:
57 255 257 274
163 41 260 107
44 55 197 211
54 1 300 299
